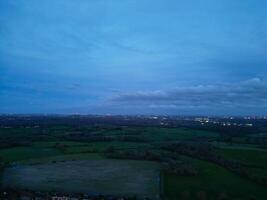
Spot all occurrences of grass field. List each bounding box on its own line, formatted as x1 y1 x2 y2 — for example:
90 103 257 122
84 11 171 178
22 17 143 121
0 140 152 163
218 148 267 167
141 127 219 141
0 146 62 163
217 147 267 178
214 142 267 151
17 153 105 165
63 141 151 154
1 125 267 199
2 159 160 198
163 158 267 200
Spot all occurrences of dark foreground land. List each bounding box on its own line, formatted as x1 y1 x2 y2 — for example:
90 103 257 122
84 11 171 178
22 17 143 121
0 115 267 200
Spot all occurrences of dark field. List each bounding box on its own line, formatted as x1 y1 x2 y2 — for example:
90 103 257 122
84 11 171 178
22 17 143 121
0 116 267 199
2 159 160 198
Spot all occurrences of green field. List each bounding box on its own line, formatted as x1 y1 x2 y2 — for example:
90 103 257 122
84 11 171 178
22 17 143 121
1 125 267 199
164 158 267 200
218 148 267 167
0 146 62 163
141 127 219 141
63 141 151 154
217 147 267 178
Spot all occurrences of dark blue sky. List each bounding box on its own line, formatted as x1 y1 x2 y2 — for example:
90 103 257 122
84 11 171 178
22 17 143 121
1 0 267 115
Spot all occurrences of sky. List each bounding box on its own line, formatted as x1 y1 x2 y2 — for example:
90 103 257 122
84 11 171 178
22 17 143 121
0 0 267 115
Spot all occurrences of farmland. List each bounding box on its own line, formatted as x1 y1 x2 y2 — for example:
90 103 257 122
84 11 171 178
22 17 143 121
0 115 267 199
2 160 160 198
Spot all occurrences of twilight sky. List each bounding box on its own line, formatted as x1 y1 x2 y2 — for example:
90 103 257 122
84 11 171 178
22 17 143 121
1 0 267 115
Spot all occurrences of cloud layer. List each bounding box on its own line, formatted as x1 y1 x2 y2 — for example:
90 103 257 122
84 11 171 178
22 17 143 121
109 78 267 110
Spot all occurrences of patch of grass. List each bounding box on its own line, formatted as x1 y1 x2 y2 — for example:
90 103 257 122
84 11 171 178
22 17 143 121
141 127 219 142
250 133 267 138
18 153 104 164
218 148 267 167
217 147 267 178
32 141 87 148
0 141 151 163
163 158 267 200
214 142 267 151
0 146 62 163
64 141 151 154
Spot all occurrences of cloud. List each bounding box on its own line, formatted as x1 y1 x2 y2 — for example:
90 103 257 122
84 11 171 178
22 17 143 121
109 78 267 109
